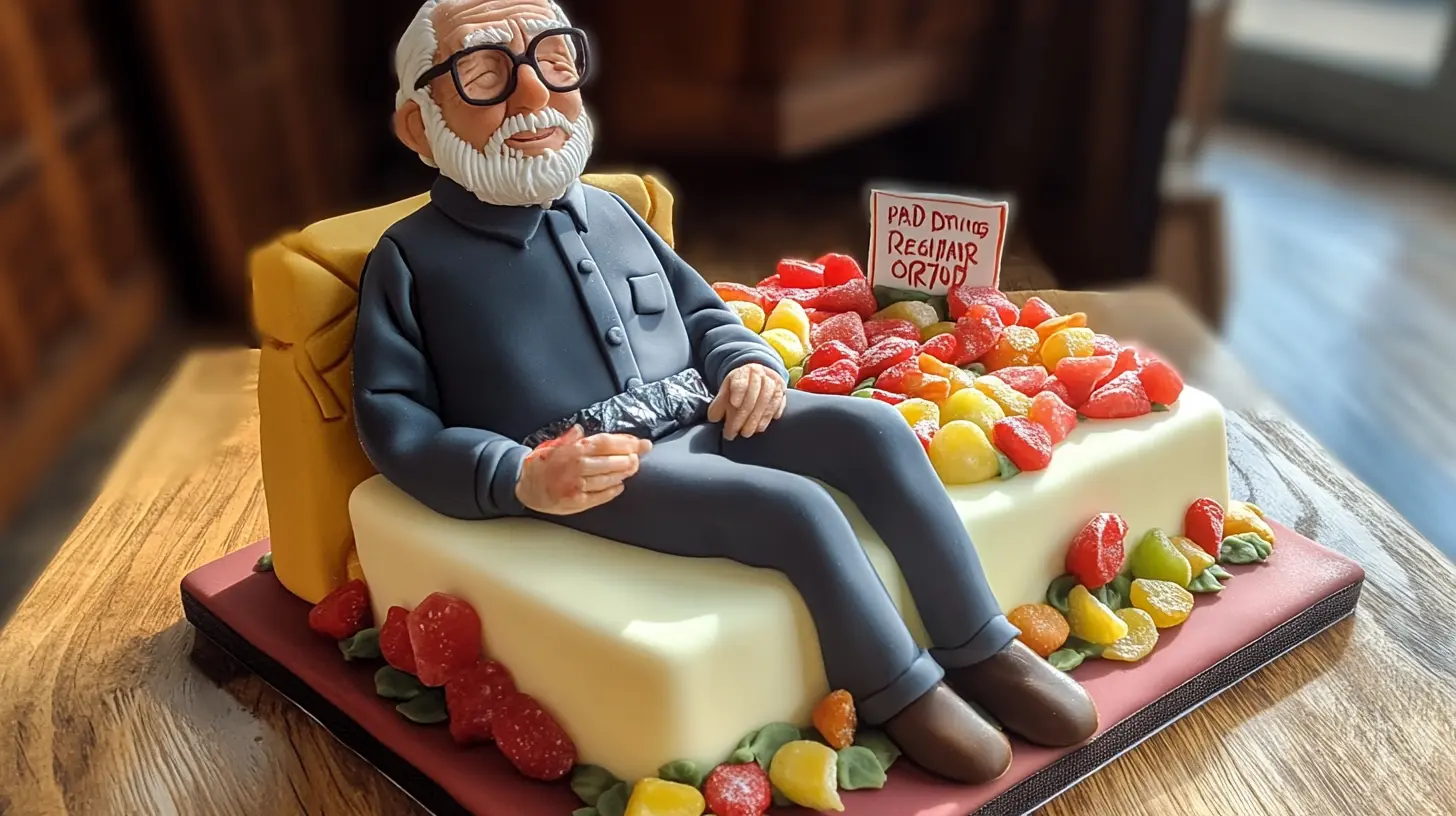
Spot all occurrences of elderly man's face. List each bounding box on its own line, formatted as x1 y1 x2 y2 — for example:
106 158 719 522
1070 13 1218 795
428 0 582 156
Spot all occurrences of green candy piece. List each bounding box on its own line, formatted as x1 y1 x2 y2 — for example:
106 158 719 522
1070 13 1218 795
997 451 1020 480
837 745 888 790
1048 649 1085 672
657 759 706 789
338 627 381 661
374 666 425 701
1219 532 1272 565
1188 571 1224 593
1151 402 1171 412
1046 574 1078 615
787 366 804 387
571 765 621 806
853 729 902 772
851 389 875 399
396 689 448 724
1130 528 1193 587
963 362 988 377
731 722 800 772
253 552 274 572
594 782 632 816
1206 564 1234 581
856 377 877 390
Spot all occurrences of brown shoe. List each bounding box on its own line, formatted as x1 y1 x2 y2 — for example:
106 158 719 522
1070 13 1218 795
883 682 1012 785
945 640 1099 747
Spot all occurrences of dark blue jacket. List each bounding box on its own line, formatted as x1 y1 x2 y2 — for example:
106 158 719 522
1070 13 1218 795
352 176 786 520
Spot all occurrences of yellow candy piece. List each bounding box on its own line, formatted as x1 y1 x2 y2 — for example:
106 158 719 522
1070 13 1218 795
1103 608 1159 662
895 398 941 428
973 375 1033 417
760 328 806 369
727 301 766 334
939 387 1006 437
1129 578 1194 628
929 421 1001 485
921 321 957 342
874 300 940 329
1066 585 1128 644
765 299 812 351
918 354 973 394
769 741 844 813
625 778 706 816
1040 327 1096 372
1032 312 1089 342
1171 535 1215 577
1224 500 1277 546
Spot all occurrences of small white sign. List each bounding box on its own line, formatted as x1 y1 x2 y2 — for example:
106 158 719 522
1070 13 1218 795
869 190 1009 295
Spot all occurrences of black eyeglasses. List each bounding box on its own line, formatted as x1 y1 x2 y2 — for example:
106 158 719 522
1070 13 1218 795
413 27 591 107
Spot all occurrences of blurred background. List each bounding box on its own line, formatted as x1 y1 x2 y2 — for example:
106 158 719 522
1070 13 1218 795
1 0 1453 622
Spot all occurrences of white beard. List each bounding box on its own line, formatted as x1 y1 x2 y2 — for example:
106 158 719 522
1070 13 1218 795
419 99 594 208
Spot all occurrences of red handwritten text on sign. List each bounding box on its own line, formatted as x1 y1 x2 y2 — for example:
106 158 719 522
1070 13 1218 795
869 190 1009 295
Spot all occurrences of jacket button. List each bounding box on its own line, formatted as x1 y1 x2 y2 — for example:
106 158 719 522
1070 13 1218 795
606 326 625 346
625 377 643 389
578 259 598 275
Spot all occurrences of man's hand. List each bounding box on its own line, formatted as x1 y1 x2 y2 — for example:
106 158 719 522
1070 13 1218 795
516 426 652 515
708 363 786 441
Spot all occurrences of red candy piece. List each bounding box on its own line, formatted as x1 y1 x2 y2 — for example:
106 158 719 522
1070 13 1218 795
994 416 1054 471
1054 355 1117 408
912 419 938 452
1038 375 1073 406
1029 391 1078 444
712 281 766 310
948 285 1019 325
446 660 518 745
805 309 837 325
797 358 860 395
777 258 825 288
805 340 859 373
308 579 371 640
1091 333 1120 357
1081 371 1152 419
407 593 483 687
864 318 921 346
951 304 1005 365
1102 346 1144 388
874 358 924 395
1139 358 1185 405
858 337 919 380
704 762 774 816
1065 513 1129 589
816 253 866 287
812 278 878 318
1184 498 1226 557
919 332 960 364
996 365 1049 397
492 693 577 781
810 311 868 353
379 606 418 674
1017 297 1058 328
862 388 908 406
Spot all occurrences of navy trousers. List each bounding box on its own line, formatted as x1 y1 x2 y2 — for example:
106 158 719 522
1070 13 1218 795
537 389 1018 724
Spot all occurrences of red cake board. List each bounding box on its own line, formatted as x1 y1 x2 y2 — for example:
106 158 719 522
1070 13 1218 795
182 520 1362 816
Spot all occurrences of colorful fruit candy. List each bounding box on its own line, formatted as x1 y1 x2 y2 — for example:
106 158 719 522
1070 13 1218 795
853 388 908 406
940 388 1006 438
812 690 858 750
1032 312 1089 343
980 325 1042 371
812 278 878 317
768 741 844 812
1171 535 1215 577
1055 356 1117 408
1224 500 1276 546
712 281 766 310
1080 372 1152 419
1017 296 1058 328
1008 603 1071 658
929 421 1000 484
797 358 860 395
864 318 922 346
1129 579 1194 628
1091 333 1120 356
895 398 941 428
973 375 1033 416
995 365 1049 397
1129 529 1192 588
492 693 578 780
1038 375 1073 406
918 354 974 394
309 579 372 640
1040 327 1096 372
873 300 939 329
1183 497 1225 556
805 340 859 373
1139 358 1184 405
952 304 1005 365
727 301 766 333
776 258 825 288
993 417 1053 471
1029 391 1079 444
877 359 949 401
1065 513 1129 589
816 253 865 286
407 592 483 687
811 312 868 353
704 763 773 816
765 300 812 350
445 660 517 745
948 284 1019 325
625 778 706 816
1102 608 1158 662
858 337 919 379
379 606 418 674
912 420 938 452
760 328 807 369
921 321 957 342
1067 585 1129 644
919 332 960 364
1104 346 1144 386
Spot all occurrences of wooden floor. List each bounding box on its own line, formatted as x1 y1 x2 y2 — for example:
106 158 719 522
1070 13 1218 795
1202 123 1456 560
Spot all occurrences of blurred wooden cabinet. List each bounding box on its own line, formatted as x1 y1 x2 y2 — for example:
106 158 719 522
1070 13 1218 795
0 0 163 523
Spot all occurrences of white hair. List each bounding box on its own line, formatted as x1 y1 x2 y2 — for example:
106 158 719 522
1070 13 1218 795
394 1 592 208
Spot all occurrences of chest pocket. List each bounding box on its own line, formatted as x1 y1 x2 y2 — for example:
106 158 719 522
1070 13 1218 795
628 274 668 315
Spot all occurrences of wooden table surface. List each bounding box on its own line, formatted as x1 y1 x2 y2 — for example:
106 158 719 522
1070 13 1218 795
1 288 1453 816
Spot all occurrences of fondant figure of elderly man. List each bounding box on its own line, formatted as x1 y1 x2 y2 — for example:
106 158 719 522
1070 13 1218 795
355 0 1098 783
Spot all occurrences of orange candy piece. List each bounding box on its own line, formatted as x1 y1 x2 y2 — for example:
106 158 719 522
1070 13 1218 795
812 689 858 750
1033 312 1089 342
980 325 1042 371
1008 603 1071 658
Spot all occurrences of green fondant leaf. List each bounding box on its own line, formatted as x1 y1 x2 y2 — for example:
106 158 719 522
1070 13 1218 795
1206 564 1233 581
856 377 877 391
997 452 1020 480
837 745 888 790
874 285 934 309
799 725 828 745
1152 402 1170 412
657 759 706 789
853 729 902 772
728 746 756 765
339 627 381 661
374 666 425 701
1092 584 1121 611
927 295 950 322
964 362 988 377
851 389 874 399
1111 573 1134 605
573 808 599 816
1065 636 1105 659
787 367 804 387
396 689 448 724
1048 649 1085 672
1046 574 1078 615
571 765 620 806
1188 570 1225 593
594 782 632 816
253 552 274 572
1219 532 1272 565
736 722 801 772
1077 413 1089 422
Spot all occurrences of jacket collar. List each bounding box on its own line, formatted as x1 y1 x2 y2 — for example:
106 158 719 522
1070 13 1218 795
429 175 589 247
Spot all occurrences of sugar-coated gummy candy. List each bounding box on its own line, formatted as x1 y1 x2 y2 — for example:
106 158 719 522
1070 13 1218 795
1017 296 1059 328
805 340 859 373
703 762 773 816
952 304 1005 365
1183 497 1226 556
1067 585 1129 645
857 337 919 380
1129 579 1194 629
768 741 844 812
1171 535 1215 577
492 692 578 780
1038 374 1074 406
811 312 869 353
379 605 418 674
1054 355 1117 408
1029 390 1079 445
939 387 1006 438
912 419 938 452
727 301 766 334
1138 357 1185 405
895 398 941 428
929 421 1001 484
776 258 825 288
864 318 922 347
1129 529 1192 588
995 365 1049 397
760 328 807 369
796 358 860 395
873 300 940 329
1032 312 1088 342
1080 371 1152 419
993 416 1054 471
921 320 957 342
1091 333 1120 356
919 332 960 364
1064 513 1129 589
816 252 866 286
980 325 1042 371
1040 327 1096 372
308 579 372 640
713 281 767 310
812 277 879 317
624 777 707 816
765 300 812 351
973 375 1033 417
1102 608 1159 662
1224 500 1277 546
812 689 858 750
404 592 480 687
948 284 1019 325
918 354 975 394
1007 603 1070 658
1104 346 1144 387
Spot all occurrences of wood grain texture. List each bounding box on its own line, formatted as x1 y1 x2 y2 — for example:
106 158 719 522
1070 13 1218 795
0 289 1452 815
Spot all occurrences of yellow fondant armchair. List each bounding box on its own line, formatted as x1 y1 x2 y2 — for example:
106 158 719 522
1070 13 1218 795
251 174 677 603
